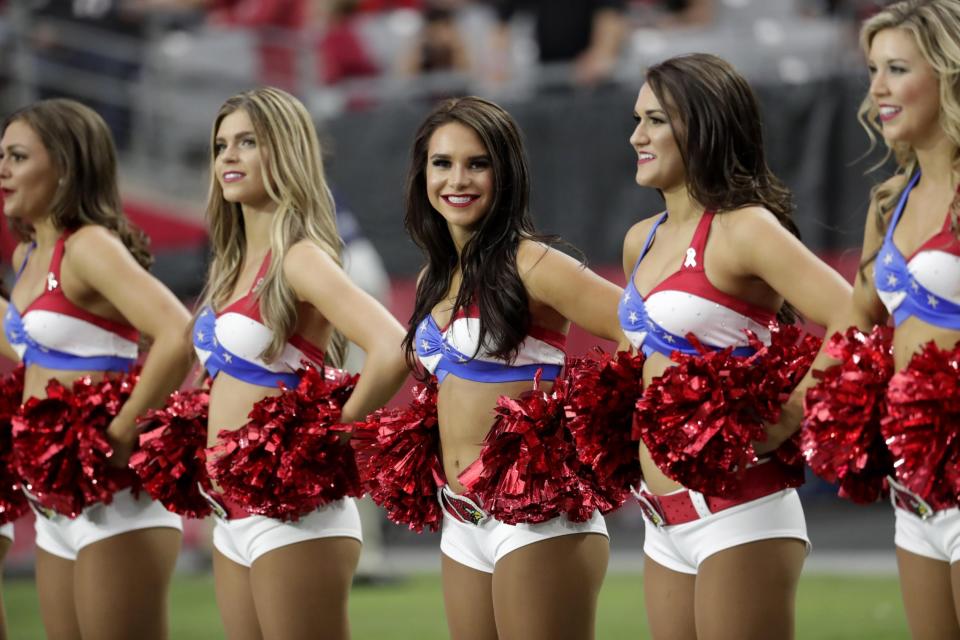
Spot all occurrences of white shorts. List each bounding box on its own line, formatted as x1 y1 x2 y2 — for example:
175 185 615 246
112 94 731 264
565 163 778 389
440 508 609 574
0 523 12 542
642 487 810 575
894 506 960 564
32 488 183 561
212 497 363 568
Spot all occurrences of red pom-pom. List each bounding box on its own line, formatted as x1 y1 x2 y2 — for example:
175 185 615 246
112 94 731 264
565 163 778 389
635 325 818 497
208 365 360 521
458 380 584 525
635 340 761 496
882 340 960 509
747 324 822 470
0 367 27 525
801 326 894 504
747 324 822 423
350 383 444 532
563 350 644 509
130 389 211 518
12 371 140 518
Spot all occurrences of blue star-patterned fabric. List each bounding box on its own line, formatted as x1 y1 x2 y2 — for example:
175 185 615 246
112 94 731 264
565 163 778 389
193 306 301 388
874 172 960 330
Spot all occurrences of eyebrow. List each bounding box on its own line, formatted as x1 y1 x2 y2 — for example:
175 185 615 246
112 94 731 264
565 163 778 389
1 144 27 152
214 130 255 142
633 109 666 117
429 153 490 161
870 57 909 65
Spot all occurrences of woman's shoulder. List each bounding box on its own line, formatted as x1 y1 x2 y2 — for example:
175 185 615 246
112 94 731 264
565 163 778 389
516 237 584 278
713 205 783 235
63 224 126 256
516 237 552 268
622 212 665 267
282 239 342 288
624 214 662 248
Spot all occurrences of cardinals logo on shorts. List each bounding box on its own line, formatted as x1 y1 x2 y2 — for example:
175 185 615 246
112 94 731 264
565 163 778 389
440 490 489 526
22 487 56 520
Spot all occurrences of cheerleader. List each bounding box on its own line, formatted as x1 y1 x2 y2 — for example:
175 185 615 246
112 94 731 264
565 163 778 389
0 99 193 639
844 2 960 636
620 54 852 639
399 96 624 640
196 87 408 640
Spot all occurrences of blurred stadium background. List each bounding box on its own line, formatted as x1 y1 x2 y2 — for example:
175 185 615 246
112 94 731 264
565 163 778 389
0 1 911 637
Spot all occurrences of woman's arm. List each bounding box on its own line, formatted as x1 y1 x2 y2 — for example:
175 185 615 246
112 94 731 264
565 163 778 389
520 241 625 345
0 297 21 364
724 206 886 451
0 243 33 364
284 241 409 423
66 226 194 464
845 196 891 331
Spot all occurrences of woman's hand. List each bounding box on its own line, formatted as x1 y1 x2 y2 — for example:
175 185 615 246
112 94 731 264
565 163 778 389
106 415 138 468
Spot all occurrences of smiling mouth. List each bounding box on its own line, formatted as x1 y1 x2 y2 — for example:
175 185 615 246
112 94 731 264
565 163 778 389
878 105 902 122
637 153 656 164
442 195 479 208
222 172 245 183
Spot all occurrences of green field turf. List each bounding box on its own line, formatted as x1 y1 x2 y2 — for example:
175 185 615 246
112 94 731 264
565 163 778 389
5 572 908 639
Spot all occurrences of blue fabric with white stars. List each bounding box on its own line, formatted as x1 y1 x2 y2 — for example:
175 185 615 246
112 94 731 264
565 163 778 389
194 306 301 388
414 314 562 384
3 243 135 372
4 303 135 371
874 171 960 329
618 278 757 359
618 212 758 359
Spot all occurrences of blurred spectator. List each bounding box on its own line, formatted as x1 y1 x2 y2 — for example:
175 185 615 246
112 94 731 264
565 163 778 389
316 0 380 85
29 0 148 149
398 4 470 76
632 0 714 28
356 0 421 11
135 0 305 87
796 0 884 20
147 0 380 89
490 0 628 87
205 0 305 89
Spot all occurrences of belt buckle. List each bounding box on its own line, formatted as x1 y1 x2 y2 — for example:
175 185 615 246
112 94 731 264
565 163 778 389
21 486 57 520
635 492 667 529
440 488 489 526
196 483 229 521
888 476 934 521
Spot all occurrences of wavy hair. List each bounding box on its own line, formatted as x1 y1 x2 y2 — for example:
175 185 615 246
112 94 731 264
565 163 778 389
2 99 152 267
401 96 559 374
645 53 800 322
857 0 960 257
200 87 346 366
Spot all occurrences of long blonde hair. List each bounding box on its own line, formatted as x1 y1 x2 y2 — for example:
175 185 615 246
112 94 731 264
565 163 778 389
857 0 960 242
200 87 346 366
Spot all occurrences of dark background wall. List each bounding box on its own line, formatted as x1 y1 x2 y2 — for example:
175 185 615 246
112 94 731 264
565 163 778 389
325 73 888 277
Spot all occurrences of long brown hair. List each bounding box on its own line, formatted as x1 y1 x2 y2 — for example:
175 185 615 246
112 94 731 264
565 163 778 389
2 99 152 268
646 53 800 322
401 96 561 375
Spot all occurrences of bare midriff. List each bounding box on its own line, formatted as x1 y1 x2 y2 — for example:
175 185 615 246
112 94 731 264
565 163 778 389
23 364 115 401
893 316 960 372
638 350 687 496
438 374 554 494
